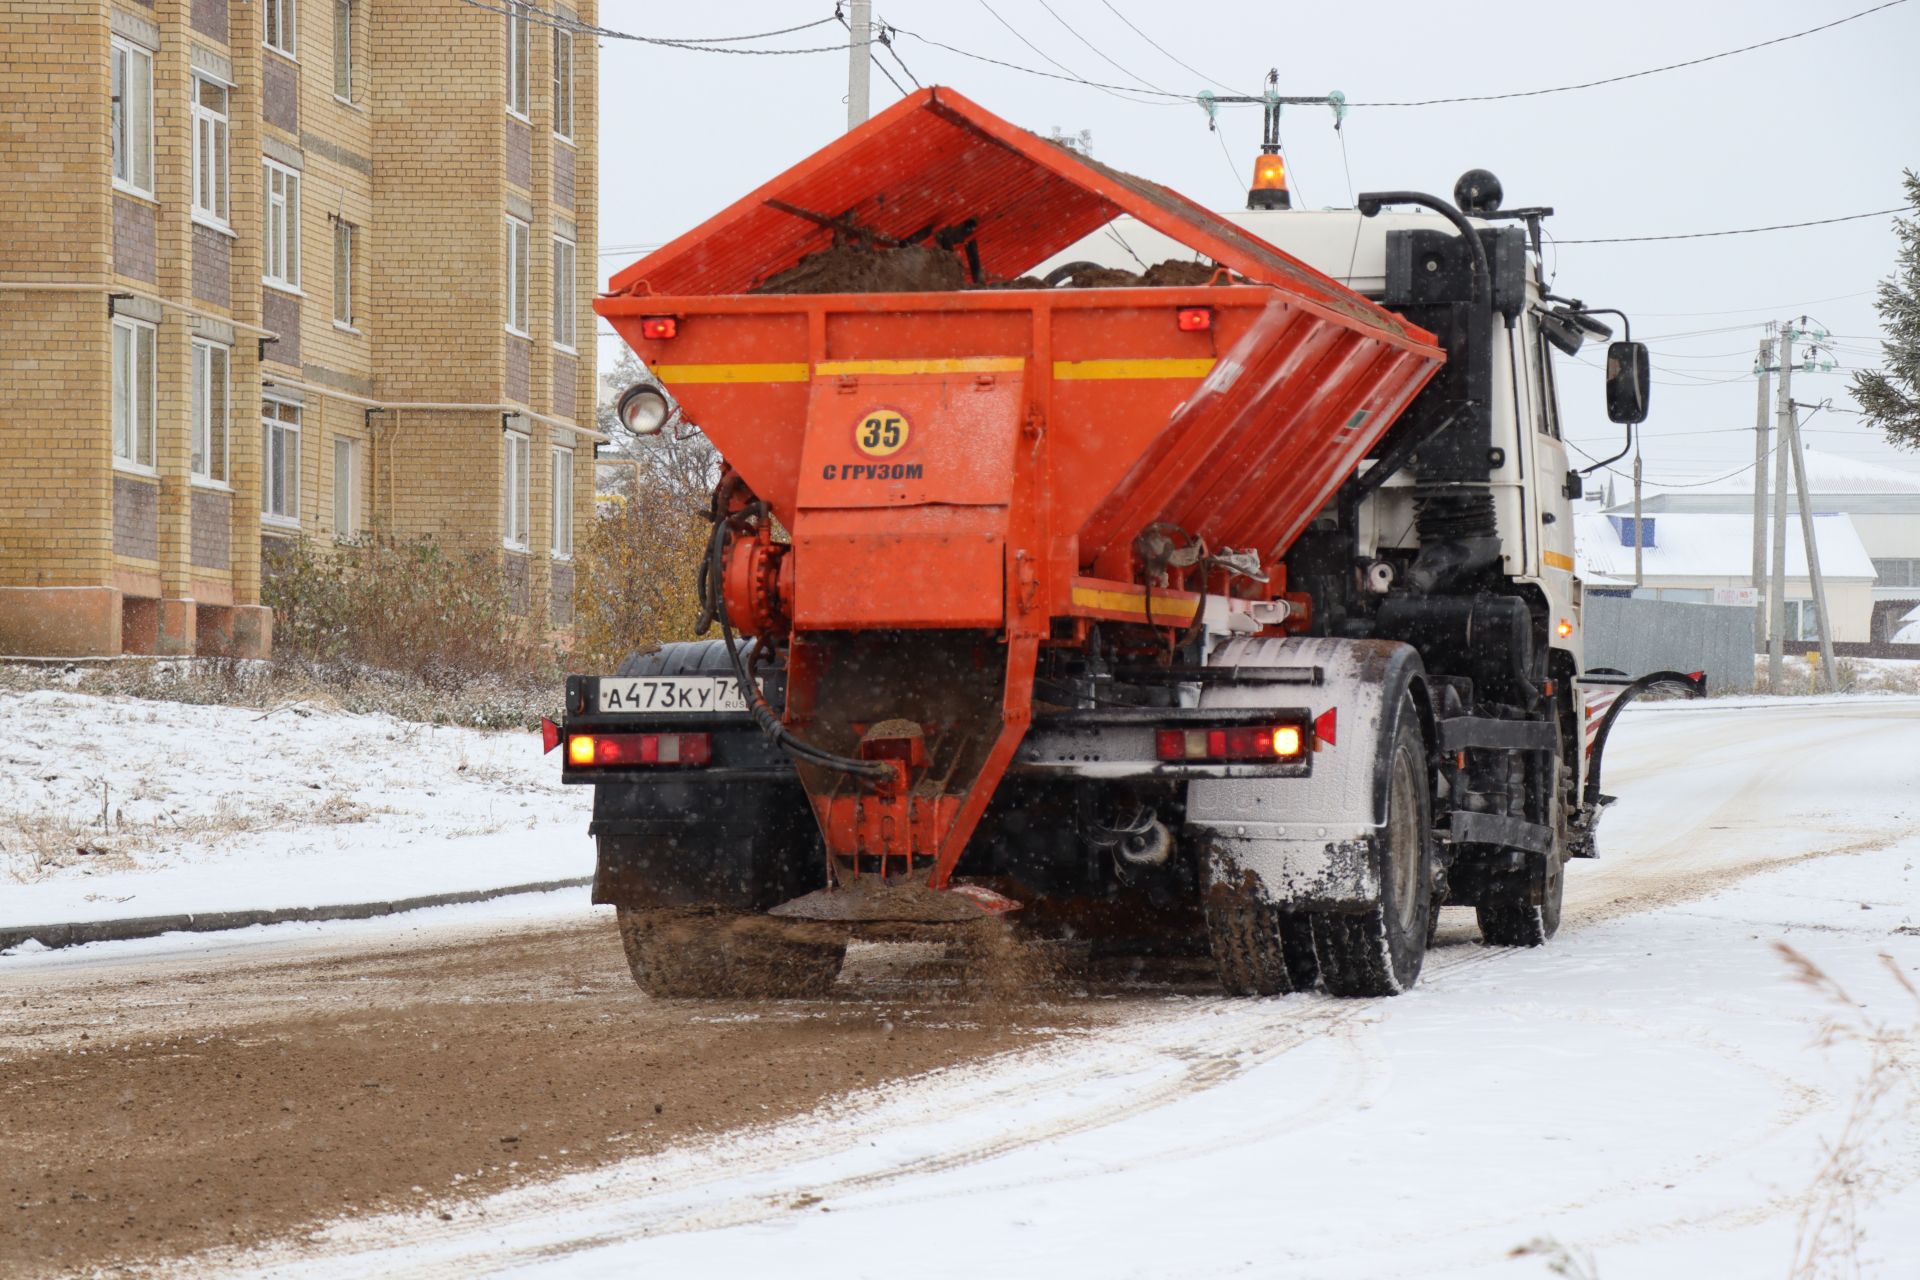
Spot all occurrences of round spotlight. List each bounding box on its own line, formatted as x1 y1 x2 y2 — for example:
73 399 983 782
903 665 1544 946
1453 168 1503 216
616 384 670 436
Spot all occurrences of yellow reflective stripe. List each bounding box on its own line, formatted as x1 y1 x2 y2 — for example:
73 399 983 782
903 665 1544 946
1542 550 1575 572
1070 585 1200 621
1052 358 1217 381
652 362 810 384
814 357 1025 376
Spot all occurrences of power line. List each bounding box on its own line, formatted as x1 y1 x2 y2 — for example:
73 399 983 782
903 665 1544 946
970 0 1166 105
1346 0 1911 106
1097 0 1250 96
1035 0 1173 96
889 23 1192 102
1556 205 1914 245
876 22 922 89
835 8 908 98
453 0 846 53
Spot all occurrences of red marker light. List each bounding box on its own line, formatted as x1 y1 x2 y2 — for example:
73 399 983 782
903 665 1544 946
541 717 561 754
639 316 678 340
1176 307 1212 332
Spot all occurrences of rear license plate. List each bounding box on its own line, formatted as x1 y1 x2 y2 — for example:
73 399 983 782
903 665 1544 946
597 676 749 715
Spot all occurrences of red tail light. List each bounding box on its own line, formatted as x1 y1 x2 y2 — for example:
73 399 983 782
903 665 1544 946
565 732 711 767
1176 307 1212 332
639 316 678 340
1155 723 1307 762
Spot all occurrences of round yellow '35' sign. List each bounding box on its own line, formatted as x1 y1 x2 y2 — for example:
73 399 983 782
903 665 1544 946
854 408 910 458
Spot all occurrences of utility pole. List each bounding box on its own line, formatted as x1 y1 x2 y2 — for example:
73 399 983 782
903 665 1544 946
1632 450 1644 589
845 0 872 131
1787 393 1839 691
1767 325 1793 690
1750 331 1773 653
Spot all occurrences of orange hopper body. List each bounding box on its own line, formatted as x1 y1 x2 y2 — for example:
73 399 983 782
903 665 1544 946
598 88 1444 895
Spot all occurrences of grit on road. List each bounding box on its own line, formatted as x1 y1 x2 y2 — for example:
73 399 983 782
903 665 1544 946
4 696 1918 1279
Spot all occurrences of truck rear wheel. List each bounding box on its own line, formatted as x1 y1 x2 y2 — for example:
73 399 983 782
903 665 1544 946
1312 702 1433 996
1475 850 1563 946
1204 891 1318 996
616 908 846 999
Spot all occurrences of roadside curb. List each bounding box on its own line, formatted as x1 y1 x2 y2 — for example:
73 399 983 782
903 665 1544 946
0 877 594 953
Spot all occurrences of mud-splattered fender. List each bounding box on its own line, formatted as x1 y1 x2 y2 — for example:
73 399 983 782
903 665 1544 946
1186 636 1428 912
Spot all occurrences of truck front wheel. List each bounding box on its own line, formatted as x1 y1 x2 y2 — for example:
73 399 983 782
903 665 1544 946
1312 701 1433 996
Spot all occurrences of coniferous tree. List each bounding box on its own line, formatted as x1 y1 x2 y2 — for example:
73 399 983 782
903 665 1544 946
1852 170 1920 449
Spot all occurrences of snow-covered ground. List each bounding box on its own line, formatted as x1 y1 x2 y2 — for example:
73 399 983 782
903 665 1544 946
163 695 1919 1280
0 690 590 929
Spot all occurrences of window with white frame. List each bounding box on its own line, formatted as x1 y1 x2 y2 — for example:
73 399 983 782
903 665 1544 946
550 445 573 557
505 215 530 335
191 75 230 227
502 429 531 548
191 339 230 483
110 37 153 196
111 316 157 470
1871 558 1919 589
334 437 359 536
333 0 355 101
262 398 302 523
263 161 301 289
551 24 573 140
332 218 356 327
551 234 575 349
1783 600 1822 642
265 0 296 57
506 3 530 118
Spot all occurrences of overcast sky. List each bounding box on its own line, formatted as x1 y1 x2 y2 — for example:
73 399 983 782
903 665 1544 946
594 0 1920 486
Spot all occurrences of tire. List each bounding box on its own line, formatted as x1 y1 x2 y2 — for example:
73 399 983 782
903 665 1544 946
1205 891 1318 996
1311 699 1433 997
1474 706 1569 948
1475 850 1564 946
616 907 846 999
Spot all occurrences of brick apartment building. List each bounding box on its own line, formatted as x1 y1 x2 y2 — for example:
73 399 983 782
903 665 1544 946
0 0 601 658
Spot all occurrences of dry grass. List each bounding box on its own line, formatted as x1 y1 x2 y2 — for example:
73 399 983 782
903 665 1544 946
1775 942 1920 1279
1746 656 1920 697
0 658 562 733
1 791 375 884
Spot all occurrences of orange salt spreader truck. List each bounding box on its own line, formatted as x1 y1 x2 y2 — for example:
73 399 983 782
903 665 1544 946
553 88 1698 999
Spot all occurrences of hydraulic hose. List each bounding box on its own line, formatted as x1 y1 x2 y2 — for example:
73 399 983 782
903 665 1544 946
703 511 892 782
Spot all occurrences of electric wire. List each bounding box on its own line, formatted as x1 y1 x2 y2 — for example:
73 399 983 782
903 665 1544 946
1345 0 1910 106
835 8 908 98
1097 0 1250 96
971 0 1167 105
877 22 922 88
1035 0 1175 95
1556 206 1914 245
454 0 846 52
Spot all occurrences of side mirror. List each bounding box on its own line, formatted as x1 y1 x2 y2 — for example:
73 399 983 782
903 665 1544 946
1605 340 1650 425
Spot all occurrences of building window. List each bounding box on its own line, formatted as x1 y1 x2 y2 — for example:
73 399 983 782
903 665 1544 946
265 0 296 57
333 0 355 101
110 38 153 197
1871 558 1918 589
191 76 230 228
263 161 302 289
332 219 356 327
551 24 573 140
503 429 531 549
1783 600 1823 642
505 215 530 335
506 3 530 119
111 316 157 470
551 234 576 350
550 445 573 558
191 339 230 483
334 437 359 536
262 398 302 523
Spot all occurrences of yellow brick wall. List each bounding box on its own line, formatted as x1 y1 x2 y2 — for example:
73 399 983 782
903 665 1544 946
0 2 114 589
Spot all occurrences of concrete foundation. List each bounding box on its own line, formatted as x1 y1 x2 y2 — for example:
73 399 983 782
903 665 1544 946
123 596 197 657
0 586 124 657
197 603 273 659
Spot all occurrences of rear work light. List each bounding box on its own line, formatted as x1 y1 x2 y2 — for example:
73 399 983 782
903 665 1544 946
1156 723 1307 763
639 316 678 340
565 732 712 767
1176 307 1212 332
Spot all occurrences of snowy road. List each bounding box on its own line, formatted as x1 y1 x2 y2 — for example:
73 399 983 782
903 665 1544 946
167 695 1920 1280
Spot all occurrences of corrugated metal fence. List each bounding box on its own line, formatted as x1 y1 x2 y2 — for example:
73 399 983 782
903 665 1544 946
1584 595 1756 693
